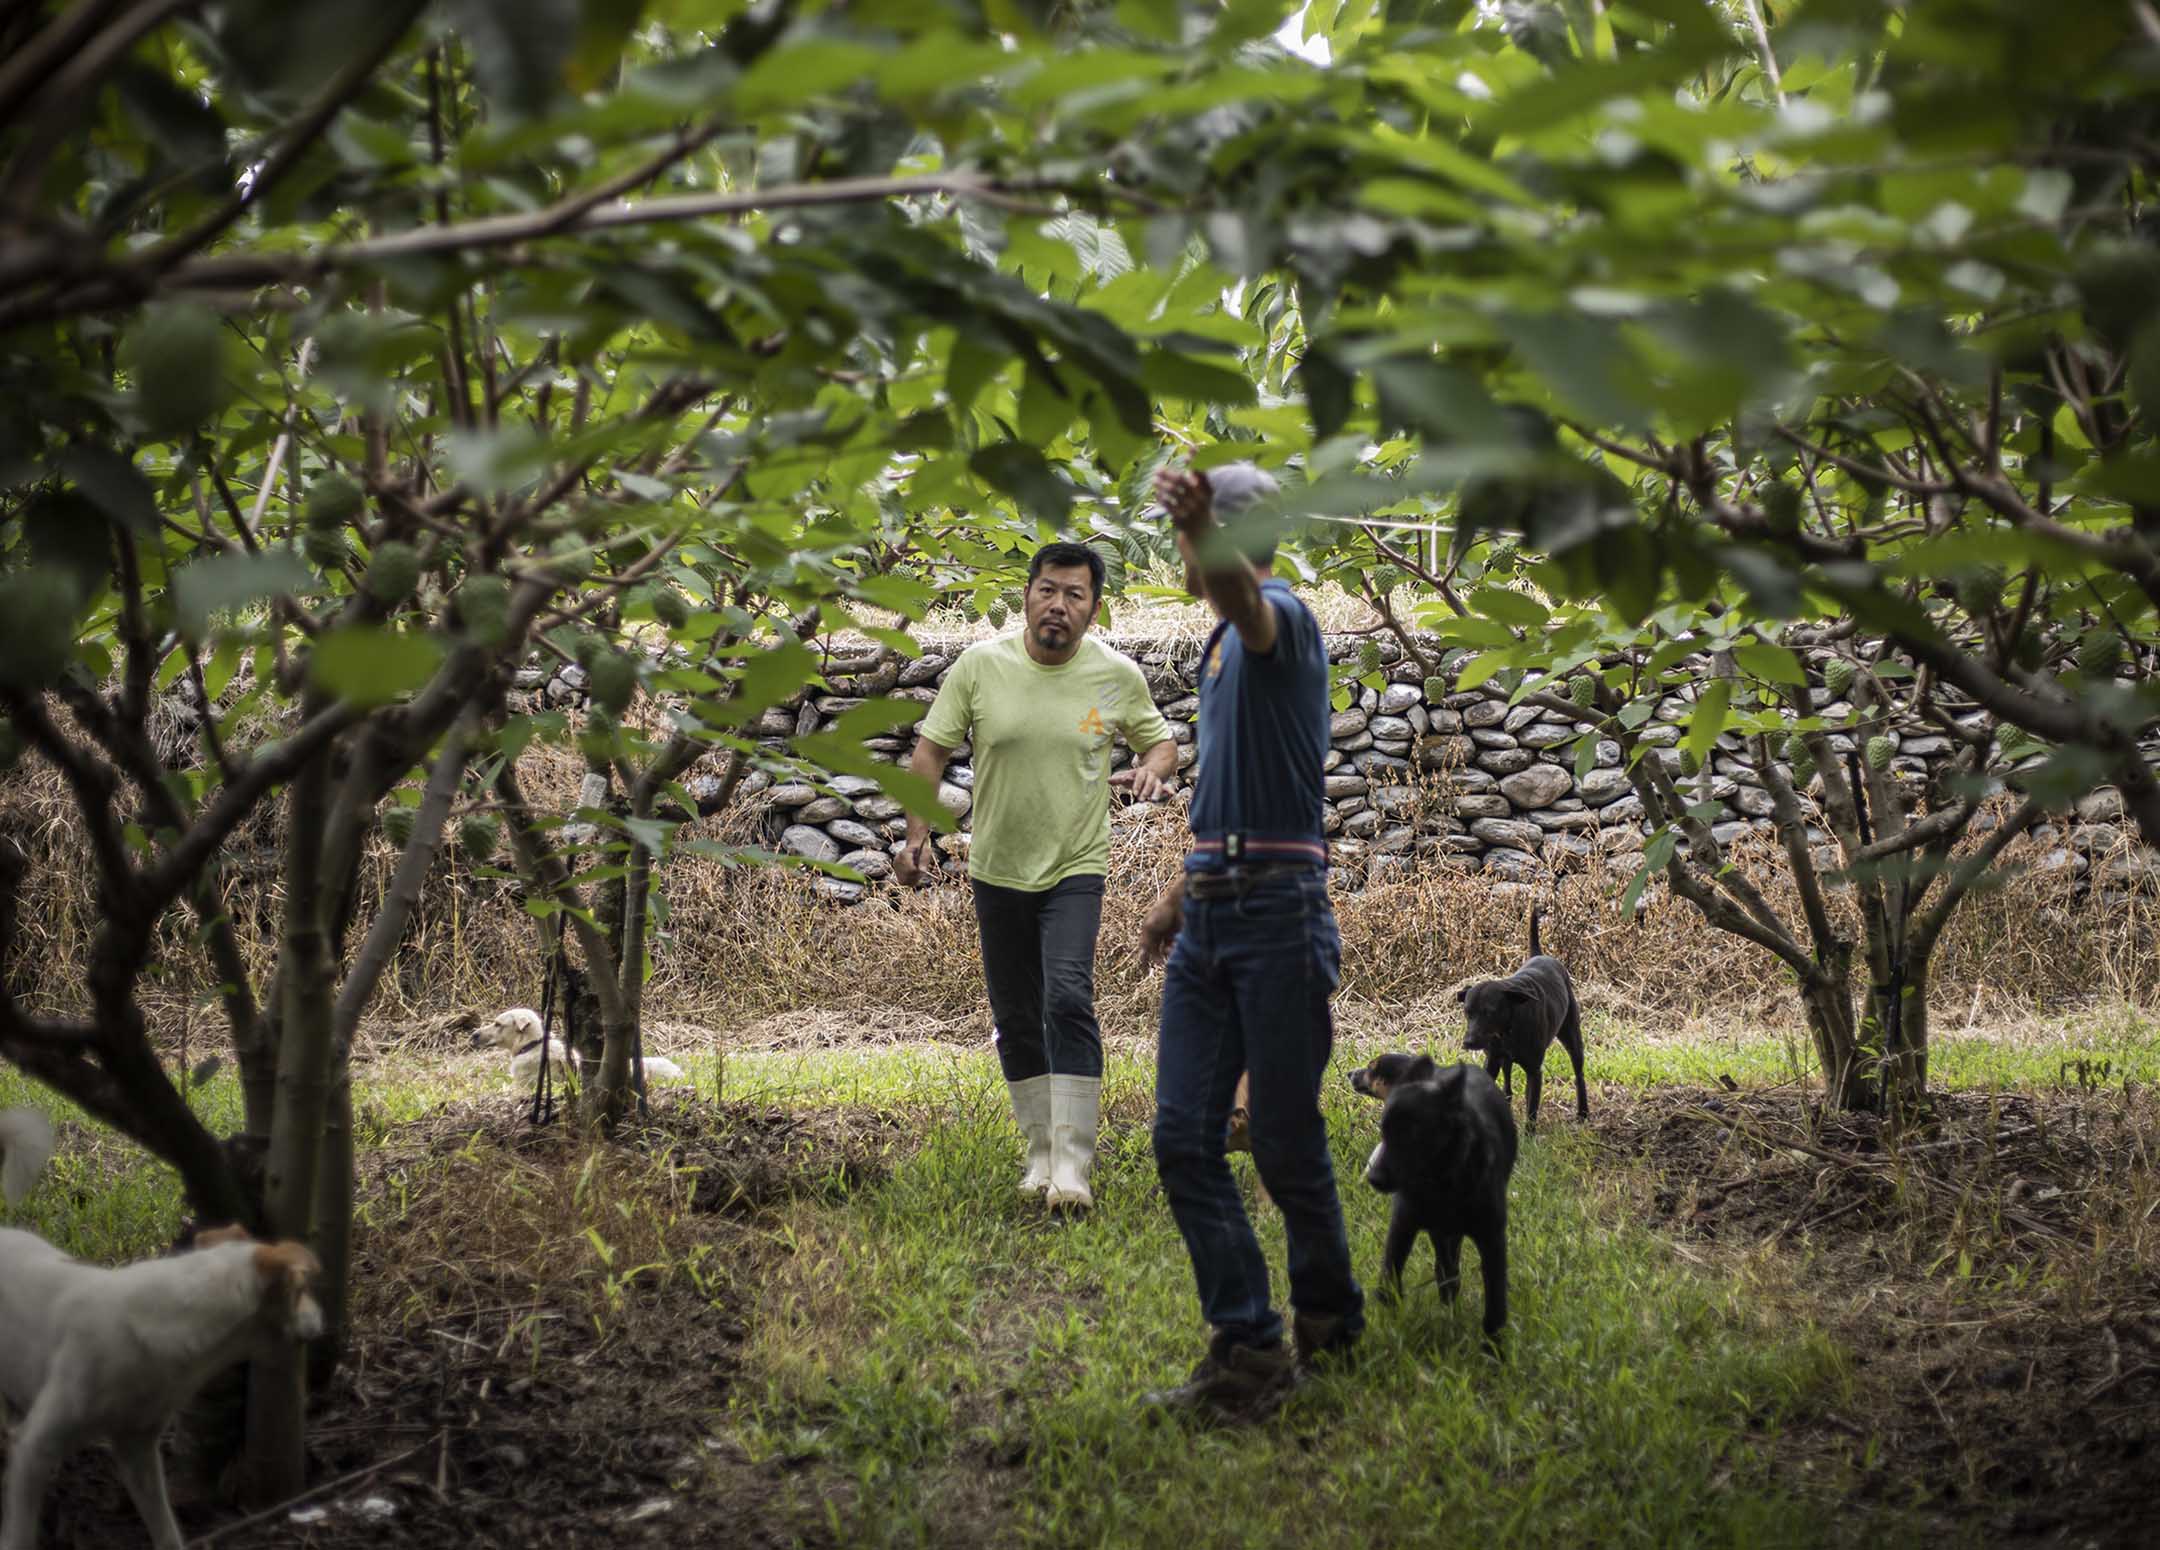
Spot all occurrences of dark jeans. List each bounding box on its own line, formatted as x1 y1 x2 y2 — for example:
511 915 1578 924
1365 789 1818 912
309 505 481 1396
1152 869 1364 1350
972 874 1106 1081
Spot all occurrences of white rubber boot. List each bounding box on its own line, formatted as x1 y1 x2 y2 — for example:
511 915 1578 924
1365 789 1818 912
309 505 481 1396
1046 1074 1100 1212
1008 1075 1053 1197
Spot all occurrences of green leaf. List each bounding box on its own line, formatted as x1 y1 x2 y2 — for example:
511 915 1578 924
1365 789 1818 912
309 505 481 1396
946 332 1008 415
793 730 952 831
445 425 552 497
53 447 157 534
1369 357 1509 444
851 576 938 618
971 442 1076 524
735 39 883 113
0 571 83 692
122 303 234 437
709 640 818 726
1732 641 1806 687
308 627 445 706
1683 679 1732 768
448 0 579 117
1618 849 1656 915
1456 650 1515 692
1140 351 1258 406
1298 343 1354 442
826 696 927 741
1467 585 1549 632
856 626 923 659
172 551 314 639
1364 125 1538 208
568 0 648 93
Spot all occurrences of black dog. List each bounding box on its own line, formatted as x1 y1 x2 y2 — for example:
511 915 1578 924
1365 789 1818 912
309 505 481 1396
1348 1052 1427 1105
1457 907 1587 1129
1361 1055 1517 1344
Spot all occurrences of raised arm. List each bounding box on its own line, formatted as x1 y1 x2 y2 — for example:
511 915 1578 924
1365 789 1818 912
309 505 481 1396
1153 465 1278 656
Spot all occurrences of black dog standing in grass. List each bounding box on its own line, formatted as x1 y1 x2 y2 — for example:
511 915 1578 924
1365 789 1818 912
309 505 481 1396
1456 908 1588 1130
1359 1056 1517 1346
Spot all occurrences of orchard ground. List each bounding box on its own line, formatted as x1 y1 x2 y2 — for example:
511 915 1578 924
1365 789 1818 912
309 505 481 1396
3 991 2155 1550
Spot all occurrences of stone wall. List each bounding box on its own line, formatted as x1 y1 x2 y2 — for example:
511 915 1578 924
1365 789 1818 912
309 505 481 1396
518 633 2156 903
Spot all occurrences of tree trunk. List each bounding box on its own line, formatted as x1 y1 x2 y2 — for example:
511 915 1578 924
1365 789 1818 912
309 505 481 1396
599 808 662 1129
245 757 335 1504
307 1072 354 1389
1798 969 1879 1114
1872 961 1930 1117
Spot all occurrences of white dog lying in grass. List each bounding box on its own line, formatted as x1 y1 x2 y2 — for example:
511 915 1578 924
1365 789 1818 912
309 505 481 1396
0 1108 54 1209
475 1008 688 1085
0 1109 324 1550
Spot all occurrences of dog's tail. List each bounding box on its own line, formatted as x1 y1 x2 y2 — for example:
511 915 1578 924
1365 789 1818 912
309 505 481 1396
1529 904 1543 959
0 1107 56 1208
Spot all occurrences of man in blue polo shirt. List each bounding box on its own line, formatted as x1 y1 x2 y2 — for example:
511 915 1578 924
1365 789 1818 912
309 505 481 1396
1136 460 1364 1425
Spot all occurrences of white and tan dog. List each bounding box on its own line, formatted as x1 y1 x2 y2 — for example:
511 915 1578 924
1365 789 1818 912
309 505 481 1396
0 1111 323 1550
474 1007 688 1085
473 1006 580 1085
0 1108 54 1209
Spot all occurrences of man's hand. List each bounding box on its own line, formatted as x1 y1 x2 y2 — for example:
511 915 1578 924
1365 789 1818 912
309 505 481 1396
1139 884 1184 971
892 836 935 887
1153 465 1213 538
1109 765 1175 803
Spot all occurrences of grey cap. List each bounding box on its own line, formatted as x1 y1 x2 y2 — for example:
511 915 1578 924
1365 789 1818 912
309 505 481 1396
1205 461 1280 516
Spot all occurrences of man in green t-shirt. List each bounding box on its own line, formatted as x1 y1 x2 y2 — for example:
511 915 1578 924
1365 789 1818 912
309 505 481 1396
896 541 1177 1211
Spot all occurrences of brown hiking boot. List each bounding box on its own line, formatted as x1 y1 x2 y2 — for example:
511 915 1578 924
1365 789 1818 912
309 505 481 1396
1139 1336 1296 1426
1292 1312 1359 1370
1287 1312 1360 1399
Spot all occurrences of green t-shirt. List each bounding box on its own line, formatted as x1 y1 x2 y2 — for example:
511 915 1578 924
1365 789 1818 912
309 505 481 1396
920 634 1173 892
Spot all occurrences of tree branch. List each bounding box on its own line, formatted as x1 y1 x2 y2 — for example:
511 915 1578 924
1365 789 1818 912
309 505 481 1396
330 715 473 1052
1910 797 2045 959
154 173 1087 292
142 701 367 917
146 4 429 271
3 692 132 907
1773 426 1955 496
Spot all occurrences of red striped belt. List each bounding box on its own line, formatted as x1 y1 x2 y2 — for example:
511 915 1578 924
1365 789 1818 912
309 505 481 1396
1188 835 1329 866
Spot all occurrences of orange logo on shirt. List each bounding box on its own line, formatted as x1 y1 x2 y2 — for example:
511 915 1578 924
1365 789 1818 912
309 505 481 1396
1078 707 1106 736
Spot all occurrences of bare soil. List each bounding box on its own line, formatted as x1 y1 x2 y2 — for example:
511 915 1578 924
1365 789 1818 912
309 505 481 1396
27 1095 909 1550
1592 1084 2160 1549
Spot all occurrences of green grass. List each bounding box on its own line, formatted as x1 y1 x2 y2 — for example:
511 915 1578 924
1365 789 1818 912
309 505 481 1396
718 1046 1852 1550
12 1011 2149 1546
1554 1007 2160 1096
0 1060 504 1262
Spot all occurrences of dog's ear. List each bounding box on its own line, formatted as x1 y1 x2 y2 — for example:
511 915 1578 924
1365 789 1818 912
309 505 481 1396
195 1223 252 1248
252 1240 321 1290
1403 1054 1438 1084
1454 984 1470 1004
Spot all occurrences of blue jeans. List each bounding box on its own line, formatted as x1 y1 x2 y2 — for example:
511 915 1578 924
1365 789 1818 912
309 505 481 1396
972 874 1105 1081
1152 869 1364 1350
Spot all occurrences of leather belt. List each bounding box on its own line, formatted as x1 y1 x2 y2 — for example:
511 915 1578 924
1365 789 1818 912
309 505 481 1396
1183 864 1318 901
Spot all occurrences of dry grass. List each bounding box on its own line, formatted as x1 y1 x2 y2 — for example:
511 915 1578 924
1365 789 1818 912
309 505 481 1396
848 576 1400 649
7 733 2158 1053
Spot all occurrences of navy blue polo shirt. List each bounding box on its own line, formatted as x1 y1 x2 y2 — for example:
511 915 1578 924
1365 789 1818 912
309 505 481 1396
1186 579 1331 872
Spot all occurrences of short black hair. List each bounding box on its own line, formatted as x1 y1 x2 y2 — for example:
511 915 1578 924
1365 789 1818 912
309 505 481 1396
1028 541 1106 600
1207 463 1282 566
